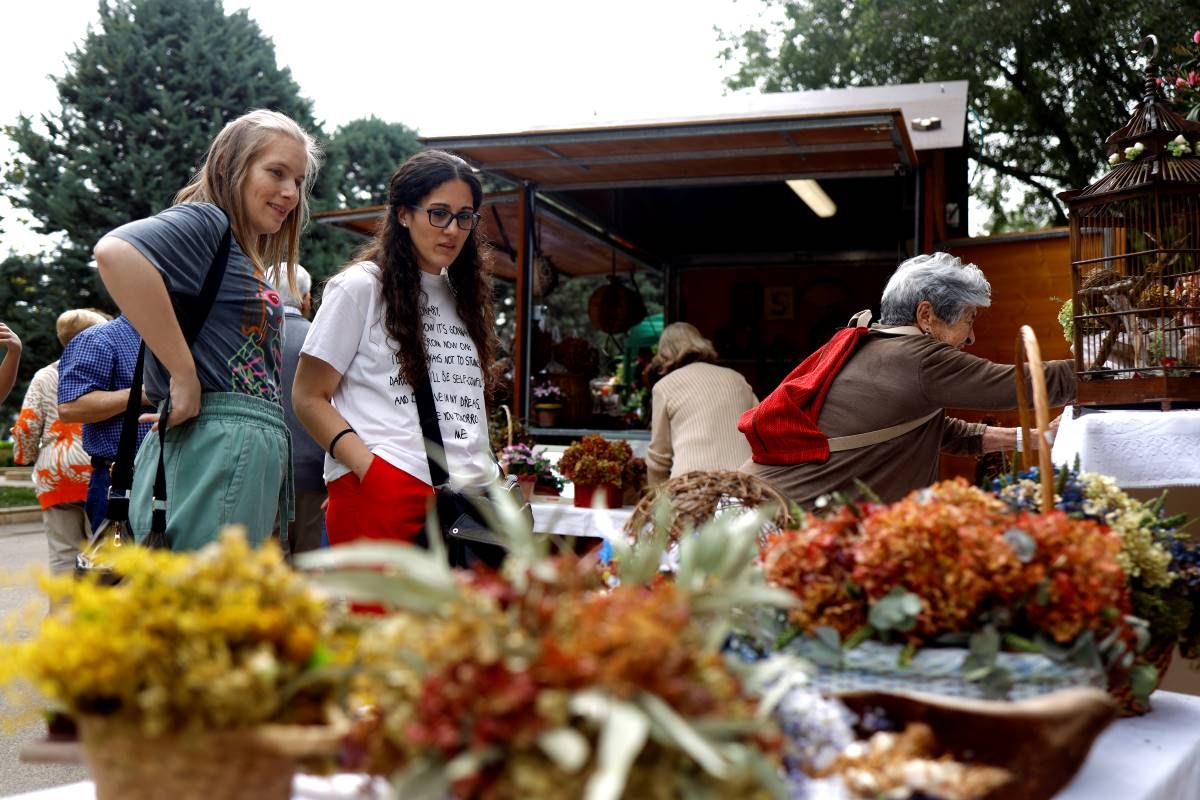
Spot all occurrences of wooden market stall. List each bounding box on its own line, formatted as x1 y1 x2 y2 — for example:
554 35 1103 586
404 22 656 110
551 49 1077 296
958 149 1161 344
317 81 972 438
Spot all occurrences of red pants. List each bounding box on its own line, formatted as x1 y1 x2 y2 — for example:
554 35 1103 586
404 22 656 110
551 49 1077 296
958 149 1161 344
325 456 433 546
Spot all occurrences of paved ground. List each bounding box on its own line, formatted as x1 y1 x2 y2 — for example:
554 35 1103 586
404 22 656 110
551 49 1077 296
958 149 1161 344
0 522 88 797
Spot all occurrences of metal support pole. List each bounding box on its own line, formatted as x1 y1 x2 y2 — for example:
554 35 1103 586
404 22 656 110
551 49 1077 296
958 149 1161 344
512 183 537 421
913 166 924 256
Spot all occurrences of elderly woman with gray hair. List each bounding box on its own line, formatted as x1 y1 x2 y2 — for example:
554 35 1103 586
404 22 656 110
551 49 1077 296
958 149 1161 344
739 252 1076 506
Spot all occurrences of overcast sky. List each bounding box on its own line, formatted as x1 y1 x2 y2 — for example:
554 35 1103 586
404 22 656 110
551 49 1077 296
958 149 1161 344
1 0 777 254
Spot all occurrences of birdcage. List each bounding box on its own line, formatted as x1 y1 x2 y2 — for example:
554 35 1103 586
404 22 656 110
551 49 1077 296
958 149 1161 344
1060 67 1200 410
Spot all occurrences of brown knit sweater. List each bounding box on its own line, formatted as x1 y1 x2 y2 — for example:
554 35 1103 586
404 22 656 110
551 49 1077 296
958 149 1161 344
741 331 1077 506
647 362 758 486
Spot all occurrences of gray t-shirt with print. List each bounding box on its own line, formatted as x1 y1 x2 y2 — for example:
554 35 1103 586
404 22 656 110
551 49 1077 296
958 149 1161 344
107 202 284 405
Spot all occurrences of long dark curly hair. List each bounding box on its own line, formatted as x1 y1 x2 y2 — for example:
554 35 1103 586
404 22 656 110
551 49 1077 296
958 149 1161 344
354 150 497 394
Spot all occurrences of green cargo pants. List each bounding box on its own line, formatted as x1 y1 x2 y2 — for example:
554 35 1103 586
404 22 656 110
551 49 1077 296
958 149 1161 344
131 392 293 552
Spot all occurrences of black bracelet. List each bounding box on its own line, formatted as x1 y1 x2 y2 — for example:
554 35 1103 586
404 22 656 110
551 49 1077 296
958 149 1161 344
328 426 356 459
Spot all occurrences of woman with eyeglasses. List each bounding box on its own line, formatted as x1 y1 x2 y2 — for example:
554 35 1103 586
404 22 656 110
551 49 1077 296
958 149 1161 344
293 150 499 546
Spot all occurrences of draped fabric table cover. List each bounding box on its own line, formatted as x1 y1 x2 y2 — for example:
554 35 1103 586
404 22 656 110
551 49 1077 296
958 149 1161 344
1051 405 1200 488
529 496 632 539
10 692 1200 799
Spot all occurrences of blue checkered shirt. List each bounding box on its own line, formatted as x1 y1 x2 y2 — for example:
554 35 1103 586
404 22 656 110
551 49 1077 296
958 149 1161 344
58 315 152 460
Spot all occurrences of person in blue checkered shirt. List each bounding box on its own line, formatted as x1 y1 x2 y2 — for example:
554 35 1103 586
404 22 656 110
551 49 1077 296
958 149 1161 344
57 314 153 533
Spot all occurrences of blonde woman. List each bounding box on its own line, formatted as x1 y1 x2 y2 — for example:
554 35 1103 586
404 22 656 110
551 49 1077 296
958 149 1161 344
94 110 322 550
645 322 757 486
12 309 109 573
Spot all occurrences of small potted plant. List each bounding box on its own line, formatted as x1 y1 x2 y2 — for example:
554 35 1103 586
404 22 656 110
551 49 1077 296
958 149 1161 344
530 380 565 427
557 434 633 509
497 443 549 501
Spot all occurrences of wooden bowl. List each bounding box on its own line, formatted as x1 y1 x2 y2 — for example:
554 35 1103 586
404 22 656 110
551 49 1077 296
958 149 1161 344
835 687 1117 800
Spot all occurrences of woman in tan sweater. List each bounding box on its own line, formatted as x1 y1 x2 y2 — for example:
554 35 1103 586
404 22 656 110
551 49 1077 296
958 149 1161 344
646 323 757 486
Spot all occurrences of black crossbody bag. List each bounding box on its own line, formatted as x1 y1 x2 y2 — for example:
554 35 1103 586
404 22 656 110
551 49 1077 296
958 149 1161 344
76 220 232 575
412 377 532 569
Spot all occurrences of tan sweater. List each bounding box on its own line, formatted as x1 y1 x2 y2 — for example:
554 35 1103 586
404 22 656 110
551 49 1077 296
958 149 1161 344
647 362 758 486
741 332 1077 506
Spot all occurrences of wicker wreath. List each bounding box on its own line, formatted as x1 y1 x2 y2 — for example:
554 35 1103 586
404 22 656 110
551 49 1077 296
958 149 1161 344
622 470 798 543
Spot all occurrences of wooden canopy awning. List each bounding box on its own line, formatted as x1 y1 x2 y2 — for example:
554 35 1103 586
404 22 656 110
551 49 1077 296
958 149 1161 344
313 190 651 278
423 111 918 191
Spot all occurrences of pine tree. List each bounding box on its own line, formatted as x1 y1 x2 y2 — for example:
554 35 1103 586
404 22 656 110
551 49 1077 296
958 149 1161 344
1 0 324 413
4 0 320 268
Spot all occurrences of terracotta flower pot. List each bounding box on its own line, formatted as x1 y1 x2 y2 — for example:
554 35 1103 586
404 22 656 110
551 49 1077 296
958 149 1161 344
516 475 537 502
533 404 561 427
573 482 622 509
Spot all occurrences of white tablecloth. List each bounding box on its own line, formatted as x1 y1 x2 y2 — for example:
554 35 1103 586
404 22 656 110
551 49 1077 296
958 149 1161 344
8 692 1200 800
1051 405 1200 488
530 497 631 539
1055 691 1200 799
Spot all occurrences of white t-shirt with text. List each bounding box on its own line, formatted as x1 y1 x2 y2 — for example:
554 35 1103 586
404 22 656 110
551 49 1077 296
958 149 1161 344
301 261 496 489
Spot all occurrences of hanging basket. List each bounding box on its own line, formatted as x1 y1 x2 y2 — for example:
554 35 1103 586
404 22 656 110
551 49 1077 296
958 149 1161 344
587 275 647 334
78 717 342 800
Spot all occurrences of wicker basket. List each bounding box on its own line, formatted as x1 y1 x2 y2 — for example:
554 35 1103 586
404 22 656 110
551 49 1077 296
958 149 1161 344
624 470 798 543
1108 641 1175 716
78 716 342 800
1014 325 1056 513
1016 326 1171 716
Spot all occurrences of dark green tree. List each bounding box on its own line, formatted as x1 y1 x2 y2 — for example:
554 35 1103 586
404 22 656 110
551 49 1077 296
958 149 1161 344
719 0 1200 230
4 0 320 270
325 116 421 207
1 0 324 412
300 116 424 287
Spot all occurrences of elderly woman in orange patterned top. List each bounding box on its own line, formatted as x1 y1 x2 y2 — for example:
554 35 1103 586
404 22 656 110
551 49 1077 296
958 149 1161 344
12 309 109 573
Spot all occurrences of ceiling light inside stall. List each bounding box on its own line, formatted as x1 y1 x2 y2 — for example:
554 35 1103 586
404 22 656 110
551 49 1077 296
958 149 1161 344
787 179 837 218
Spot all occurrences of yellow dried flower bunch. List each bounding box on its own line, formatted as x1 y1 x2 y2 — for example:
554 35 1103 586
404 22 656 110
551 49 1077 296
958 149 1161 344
1081 474 1175 589
2 528 341 736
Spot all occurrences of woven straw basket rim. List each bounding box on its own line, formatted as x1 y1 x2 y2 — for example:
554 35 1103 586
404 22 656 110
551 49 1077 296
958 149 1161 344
78 716 343 800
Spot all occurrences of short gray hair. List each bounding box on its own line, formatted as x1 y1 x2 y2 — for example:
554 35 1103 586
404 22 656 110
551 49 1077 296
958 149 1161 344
269 263 312 309
878 252 991 325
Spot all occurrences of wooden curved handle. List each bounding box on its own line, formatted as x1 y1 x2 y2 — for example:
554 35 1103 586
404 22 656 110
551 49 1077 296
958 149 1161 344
1014 326 1054 513
501 404 513 448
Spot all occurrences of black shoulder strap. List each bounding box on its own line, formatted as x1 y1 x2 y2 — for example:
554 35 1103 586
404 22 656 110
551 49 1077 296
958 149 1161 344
106 220 233 527
413 377 450 489
149 222 232 539
175 222 233 345
105 345 146 522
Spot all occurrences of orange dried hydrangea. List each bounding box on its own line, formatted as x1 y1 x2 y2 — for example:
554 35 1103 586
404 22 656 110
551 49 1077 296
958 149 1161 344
760 479 1134 649
853 480 1025 640
761 506 867 637
540 582 752 719
1015 510 1130 643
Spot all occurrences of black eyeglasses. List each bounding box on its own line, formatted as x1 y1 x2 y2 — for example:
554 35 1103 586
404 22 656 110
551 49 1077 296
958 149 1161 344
410 205 481 231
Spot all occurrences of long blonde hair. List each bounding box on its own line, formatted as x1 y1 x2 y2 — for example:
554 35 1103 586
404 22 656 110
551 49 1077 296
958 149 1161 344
174 109 322 291
649 322 719 376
